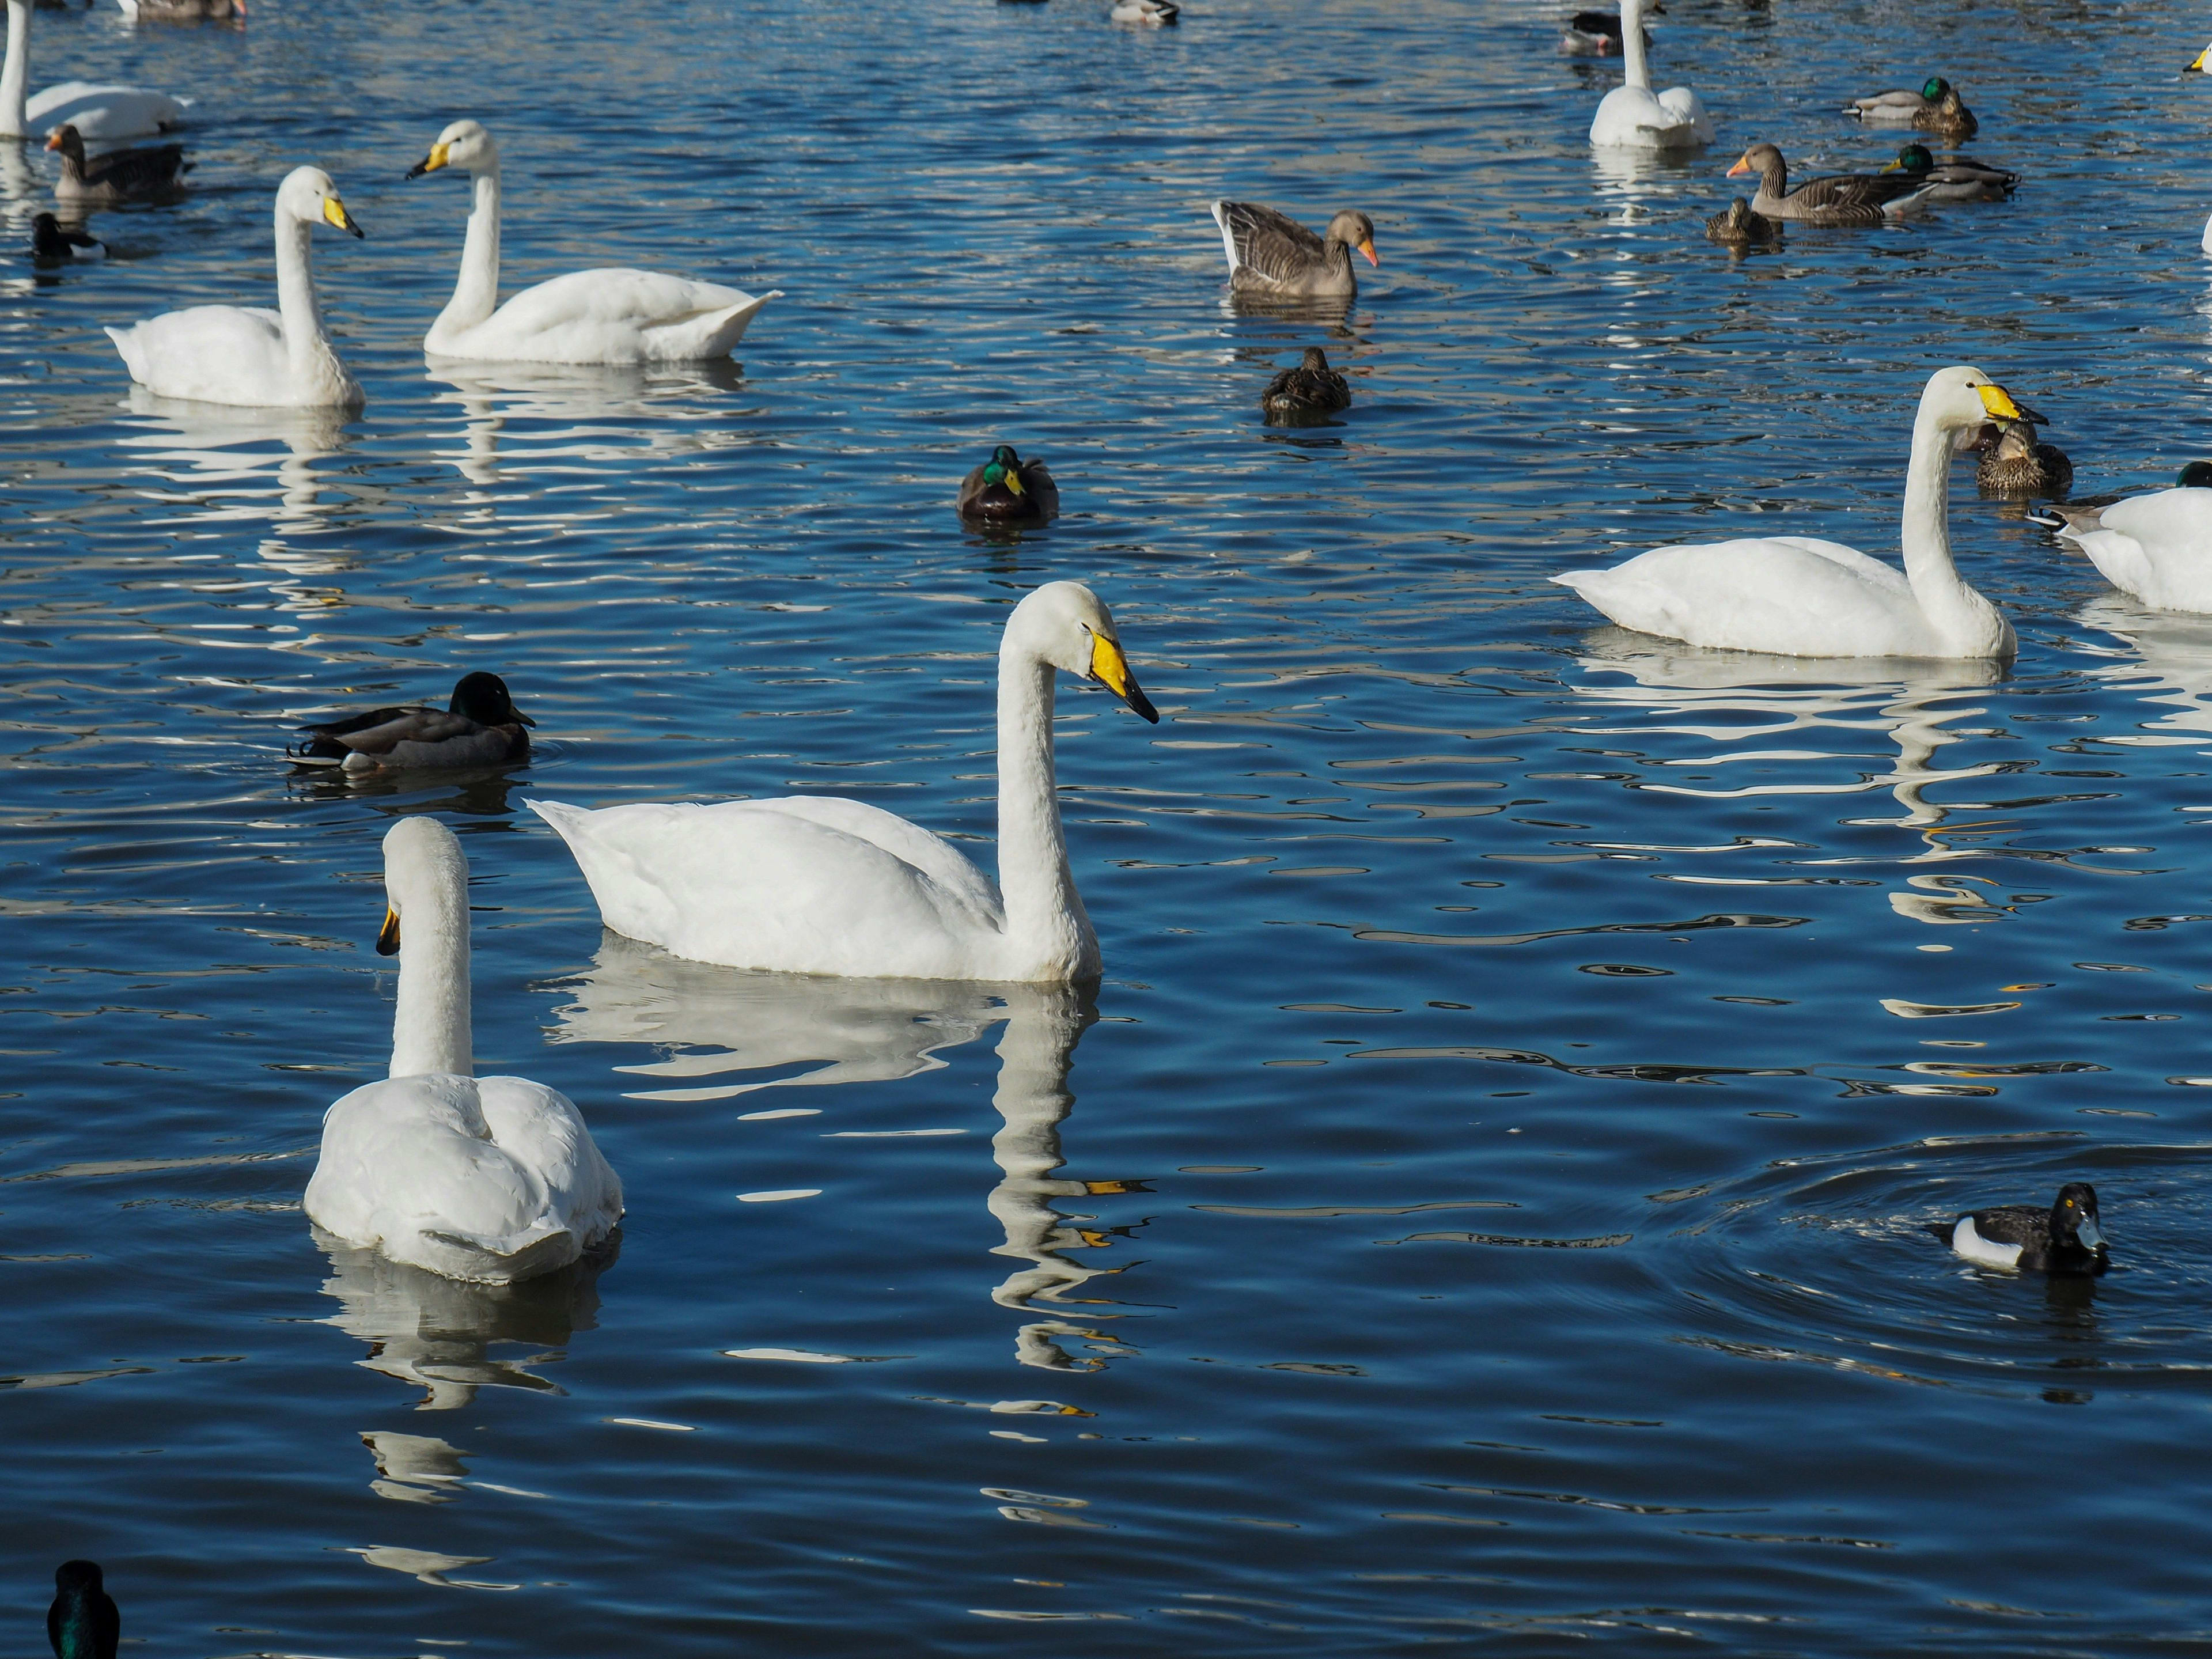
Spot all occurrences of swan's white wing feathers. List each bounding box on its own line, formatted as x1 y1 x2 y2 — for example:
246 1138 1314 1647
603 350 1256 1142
434 268 778 365
2070 488 2212 611
26 81 187 142
105 305 291 404
1590 84 1707 148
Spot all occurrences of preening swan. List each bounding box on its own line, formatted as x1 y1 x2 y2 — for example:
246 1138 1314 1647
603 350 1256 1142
1552 366 2032 660
2030 468 2212 611
407 119 778 364
529 581 1161 983
104 165 364 408
1 0 185 142
304 817 622 1285
1588 0 1709 149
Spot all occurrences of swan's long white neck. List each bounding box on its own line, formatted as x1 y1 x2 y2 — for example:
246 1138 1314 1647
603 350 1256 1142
1618 0 1652 92
1 0 31 141
390 858 474 1080
1900 398 2011 657
273 205 339 384
996 630 1098 980
434 164 503 340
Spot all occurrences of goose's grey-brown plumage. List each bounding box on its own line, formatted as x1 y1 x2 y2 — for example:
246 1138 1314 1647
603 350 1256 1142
1975 419 2071 496
1725 143 1932 225
1885 143 2016 202
1262 346 1351 423
1211 200 1377 301
291 672 534 772
44 123 189 203
1704 196 1779 246
1845 75 1977 138
956 444 1059 525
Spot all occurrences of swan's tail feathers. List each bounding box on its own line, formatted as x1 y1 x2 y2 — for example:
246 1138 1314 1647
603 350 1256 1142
528 797 592 846
1549 570 1600 593
104 324 149 386
421 1222 580 1285
1210 200 1242 271
653 289 781 359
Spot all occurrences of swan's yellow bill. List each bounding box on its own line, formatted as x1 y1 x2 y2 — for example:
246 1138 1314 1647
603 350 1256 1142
322 196 365 238
1089 634 1160 724
421 142 451 173
1975 383 2025 420
2191 44 2210 70
376 905 401 956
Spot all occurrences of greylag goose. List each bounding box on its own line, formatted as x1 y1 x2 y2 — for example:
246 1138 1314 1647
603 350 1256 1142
1210 200 1376 301
1109 0 1176 22
1974 419 2070 495
1704 196 1779 246
290 672 534 771
1725 143 1931 225
1261 346 1351 422
31 210 103 260
957 444 1059 525
1845 75 1976 138
1559 2 1655 56
45 122 188 202
1884 142 2016 201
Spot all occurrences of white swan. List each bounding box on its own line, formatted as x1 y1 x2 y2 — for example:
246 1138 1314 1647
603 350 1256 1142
1588 0 1709 149
1552 366 2028 660
529 582 1160 983
105 165 365 409
407 120 778 365
304 817 623 1286
2031 468 2212 612
1 0 185 141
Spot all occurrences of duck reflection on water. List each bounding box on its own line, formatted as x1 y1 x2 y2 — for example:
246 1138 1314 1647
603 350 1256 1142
548 936 1147 1369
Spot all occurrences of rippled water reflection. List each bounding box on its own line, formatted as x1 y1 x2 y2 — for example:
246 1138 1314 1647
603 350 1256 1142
5 0 2212 1650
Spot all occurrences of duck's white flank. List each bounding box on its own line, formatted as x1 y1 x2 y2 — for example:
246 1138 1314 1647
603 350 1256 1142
1950 1215 2023 1270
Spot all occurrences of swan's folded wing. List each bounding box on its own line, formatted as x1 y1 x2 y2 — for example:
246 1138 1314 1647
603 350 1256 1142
108 304 287 399
738 795 1003 916
1765 536 1912 593
2104 488 2212 560
1552 537 1929 656
26 82 186 141
476 1075 623 1243
1211 200 1325 282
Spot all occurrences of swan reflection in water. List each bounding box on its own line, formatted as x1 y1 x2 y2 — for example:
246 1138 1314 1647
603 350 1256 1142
548 935 1145 1369
425 358 753 490
2071 593 2212 748
1566 631 2023 928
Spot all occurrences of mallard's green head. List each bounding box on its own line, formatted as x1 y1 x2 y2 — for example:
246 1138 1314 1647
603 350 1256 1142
1921 75 1950 100
50 1560 115 1659
2179 461 2212 488
982 444 1025 495
1885 143 1935 175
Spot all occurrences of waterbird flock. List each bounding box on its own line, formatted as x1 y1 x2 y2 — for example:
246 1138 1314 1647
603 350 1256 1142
13 0 2208 1622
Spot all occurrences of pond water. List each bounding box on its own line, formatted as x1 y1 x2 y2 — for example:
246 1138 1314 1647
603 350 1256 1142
4 0 2211 1652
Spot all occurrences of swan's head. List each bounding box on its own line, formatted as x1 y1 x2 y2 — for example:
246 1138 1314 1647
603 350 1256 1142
1010 581 1160 725
279 166 363 238
408 119 497 180
1325 210 1378 267
1920 365 2032 437
449 671 533 729
377 816 470 957
2191 39 2212 71
1726 143 1785 179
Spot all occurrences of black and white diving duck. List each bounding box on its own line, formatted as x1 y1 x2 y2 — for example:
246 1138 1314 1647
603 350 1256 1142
1845 75 1978 138
956 444 1059 525
289 672 535 772
1210 200 1377 302
31 211 104 261
1704 196 1779 247
44 123 190 204
1725 143 1933 225
1108 0 1177 23
1883 143 2017 202
49 1560 119 1659
1559 2 1656 56
1262 346 1351 423
1974 417 2070 496
1941 1183 2108 1275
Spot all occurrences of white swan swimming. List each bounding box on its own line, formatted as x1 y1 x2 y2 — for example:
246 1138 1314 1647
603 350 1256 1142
1553 366 2030 660
2031 465 2212 612
105 165 365 409
1588 0 1709 149
529 581 1160 983
304 817 623 1285
407 119 778 365
1 0 185 142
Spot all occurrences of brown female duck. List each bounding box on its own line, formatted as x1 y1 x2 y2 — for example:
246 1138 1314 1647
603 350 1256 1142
1262 346 1351 423
1704 197 1779 246
1974 419 2071 496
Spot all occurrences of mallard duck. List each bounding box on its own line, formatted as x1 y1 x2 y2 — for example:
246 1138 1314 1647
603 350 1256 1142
31 210 103 260
1940 1183 2107 1274
1973 418 2069 495
2 0 188 141
528 582 1160 982
1883 142 2016 201
48 1561 118 1659
1725 143 1933 225
1109 0 1176 22
305 817 622 1285
1210 200 1376 301
1704 196 1779 246
1845 75 1976 138
1588 0 1708 149
1552 366 2029 660
290 671 534 771
104 166 362 408
956 444 1059 524
1262 346 1351 423
44 123 188 203
2028 465 2212 612
1559 1 1656 56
